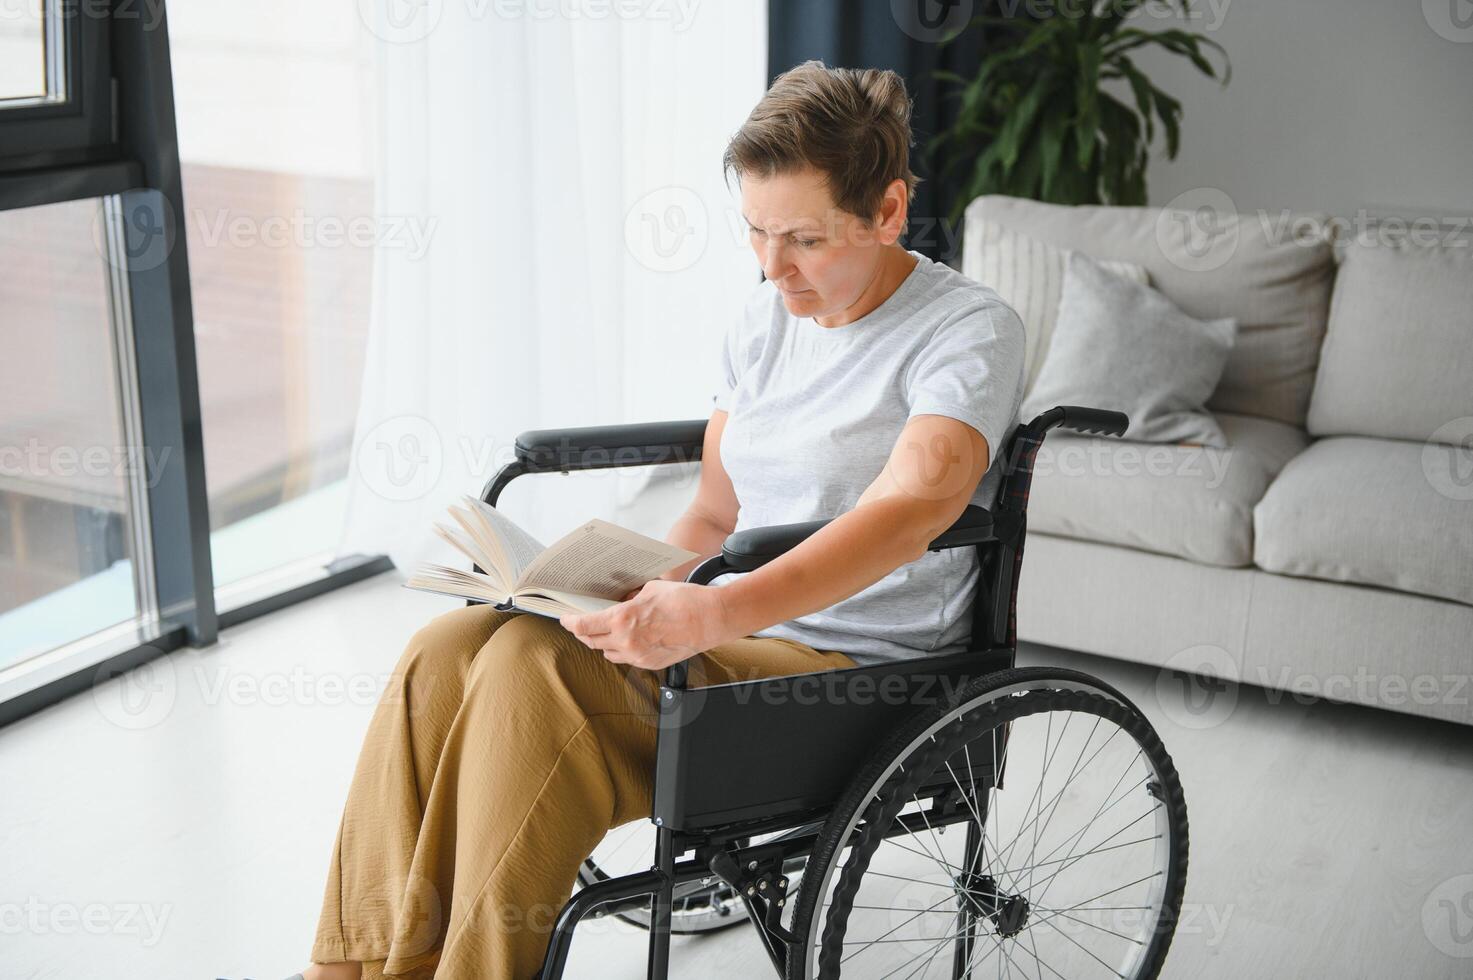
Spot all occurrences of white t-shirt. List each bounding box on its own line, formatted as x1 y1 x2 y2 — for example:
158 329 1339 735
713 249 1027 665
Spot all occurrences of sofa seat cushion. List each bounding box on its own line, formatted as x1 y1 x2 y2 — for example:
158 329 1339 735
1027 412 1310 567
1253 437 1473 606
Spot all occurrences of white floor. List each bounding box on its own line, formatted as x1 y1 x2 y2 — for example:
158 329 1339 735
2 571 1471 979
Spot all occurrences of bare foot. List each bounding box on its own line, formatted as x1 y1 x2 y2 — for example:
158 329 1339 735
302 963 362 980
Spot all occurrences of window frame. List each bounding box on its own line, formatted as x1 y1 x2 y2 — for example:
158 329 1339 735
0 0 390 729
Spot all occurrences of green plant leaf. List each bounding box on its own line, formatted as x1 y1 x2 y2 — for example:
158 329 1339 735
1038 110 1071 201
1074 42 1102 169
995 71 1054 173
1113 57 1157 144
930 69 972 88
1151 84 1184 157
1107 28 1231 84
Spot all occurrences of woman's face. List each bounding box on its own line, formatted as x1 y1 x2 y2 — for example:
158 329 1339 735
740 167 908 327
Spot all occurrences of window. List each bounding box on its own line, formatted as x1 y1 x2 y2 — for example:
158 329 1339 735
0 0 61 106
0 198 146 671
168 1 377 595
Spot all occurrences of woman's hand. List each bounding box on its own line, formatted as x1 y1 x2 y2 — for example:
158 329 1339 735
560 580 735 672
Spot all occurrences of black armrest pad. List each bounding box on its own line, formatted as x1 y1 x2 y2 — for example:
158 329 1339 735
514 419 707 472
720 505 995 573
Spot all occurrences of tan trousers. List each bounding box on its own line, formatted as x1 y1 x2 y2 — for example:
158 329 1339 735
312 602 856 979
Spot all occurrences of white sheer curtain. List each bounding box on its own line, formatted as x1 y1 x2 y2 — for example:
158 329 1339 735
337 1 766 571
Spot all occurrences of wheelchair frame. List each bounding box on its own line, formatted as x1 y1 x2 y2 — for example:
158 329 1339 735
473 406 1129 980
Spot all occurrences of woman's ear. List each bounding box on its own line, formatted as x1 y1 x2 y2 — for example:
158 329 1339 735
873 177 910 245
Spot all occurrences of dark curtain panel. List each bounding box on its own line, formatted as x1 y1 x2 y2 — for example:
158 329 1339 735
768 0 988 263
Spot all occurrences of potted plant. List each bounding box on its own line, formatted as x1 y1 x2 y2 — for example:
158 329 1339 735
928 1 1230 224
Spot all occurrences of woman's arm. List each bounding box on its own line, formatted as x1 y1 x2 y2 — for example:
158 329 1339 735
717 413 989 639
563 413 991 669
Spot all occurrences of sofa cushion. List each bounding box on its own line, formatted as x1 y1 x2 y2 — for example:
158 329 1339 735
1023 252 1236 448
1306 241 1473 445
1027 412 1310 567
964 195 1336 427
960 220 1149 393
1254 437 1473 606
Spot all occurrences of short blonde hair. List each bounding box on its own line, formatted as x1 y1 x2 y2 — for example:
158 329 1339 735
723 60 921 233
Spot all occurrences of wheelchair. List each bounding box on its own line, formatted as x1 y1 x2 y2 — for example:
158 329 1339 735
474 405 1189 979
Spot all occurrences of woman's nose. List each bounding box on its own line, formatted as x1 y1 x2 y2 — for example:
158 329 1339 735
759 240 791 281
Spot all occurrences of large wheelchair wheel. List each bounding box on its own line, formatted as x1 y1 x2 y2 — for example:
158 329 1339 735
788 668 1189 979
578 821 819 934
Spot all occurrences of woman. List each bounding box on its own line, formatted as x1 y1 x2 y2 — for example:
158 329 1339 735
297 60 1025 980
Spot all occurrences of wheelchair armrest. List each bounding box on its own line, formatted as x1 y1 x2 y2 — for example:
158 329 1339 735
719 505 995 573
1029 405 1129 438
513 418 707 473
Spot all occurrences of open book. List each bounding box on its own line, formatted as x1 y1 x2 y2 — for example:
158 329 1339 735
403 495 698 618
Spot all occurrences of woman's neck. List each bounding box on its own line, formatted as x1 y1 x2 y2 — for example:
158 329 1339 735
814 246 919 328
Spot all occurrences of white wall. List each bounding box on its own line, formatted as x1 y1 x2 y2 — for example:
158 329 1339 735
1127 0 1473 221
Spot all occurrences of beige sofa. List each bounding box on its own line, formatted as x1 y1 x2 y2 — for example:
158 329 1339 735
964 195 1473 727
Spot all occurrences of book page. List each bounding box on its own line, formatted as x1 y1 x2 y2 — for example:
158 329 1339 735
514 519 696 600
463 497 547 582
432 522 507 592
403 565 511 605
512 589 620 618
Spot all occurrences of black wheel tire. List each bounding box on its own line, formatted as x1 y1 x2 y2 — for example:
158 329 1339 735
786 667 1190 980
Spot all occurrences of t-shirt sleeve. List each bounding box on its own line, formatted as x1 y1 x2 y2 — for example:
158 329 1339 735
903 302 1027 464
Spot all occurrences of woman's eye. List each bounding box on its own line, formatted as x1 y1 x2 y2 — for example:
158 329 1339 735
797 239 818 249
